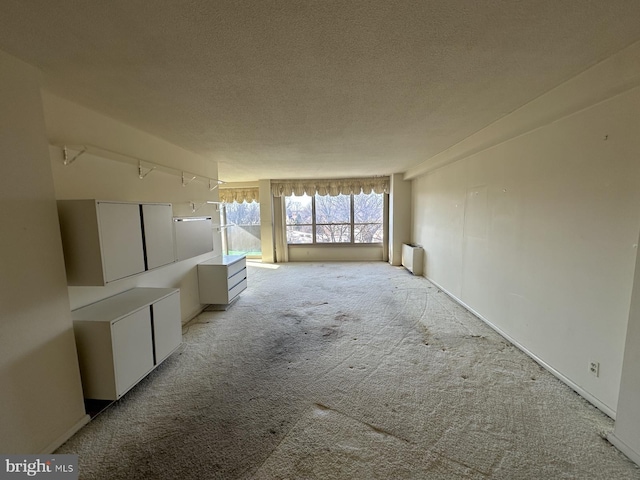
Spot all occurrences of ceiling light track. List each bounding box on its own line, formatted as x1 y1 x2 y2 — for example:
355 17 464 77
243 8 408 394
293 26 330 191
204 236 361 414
182 172 197 187
209 179 224 191
57 143 225 189
189 200 223 213
63 146 86 165
138 161 156 179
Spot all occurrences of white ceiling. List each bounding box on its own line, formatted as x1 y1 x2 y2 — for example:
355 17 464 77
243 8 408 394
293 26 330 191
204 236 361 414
1 1 639 182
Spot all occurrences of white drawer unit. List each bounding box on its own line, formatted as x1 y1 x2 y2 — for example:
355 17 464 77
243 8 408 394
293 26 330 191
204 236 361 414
198 255 247 307
72 288 181 400
57 200 176 285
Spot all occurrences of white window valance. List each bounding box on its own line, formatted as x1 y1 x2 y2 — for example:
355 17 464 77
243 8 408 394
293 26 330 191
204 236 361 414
272 177 389 197
219 187 260 204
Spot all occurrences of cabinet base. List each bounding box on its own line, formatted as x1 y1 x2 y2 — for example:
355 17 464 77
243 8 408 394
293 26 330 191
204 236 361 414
84 399 114 419
203 296 241 311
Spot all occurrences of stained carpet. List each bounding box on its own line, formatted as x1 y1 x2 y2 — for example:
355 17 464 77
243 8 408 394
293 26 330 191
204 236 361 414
57 262 640 479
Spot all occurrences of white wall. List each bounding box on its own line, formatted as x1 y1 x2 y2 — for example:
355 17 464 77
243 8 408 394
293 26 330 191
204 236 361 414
0 50 88 453
43 93 222 322
409 44 640 415
288 245 384 262
610 226 640 463
388 173 412 266
259 179 276 263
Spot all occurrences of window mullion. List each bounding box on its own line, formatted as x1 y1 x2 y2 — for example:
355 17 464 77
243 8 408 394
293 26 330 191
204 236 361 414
312 195 317 244
350 194 355 244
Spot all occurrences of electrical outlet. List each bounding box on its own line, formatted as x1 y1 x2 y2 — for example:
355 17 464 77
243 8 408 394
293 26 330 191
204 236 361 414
589 361 600 377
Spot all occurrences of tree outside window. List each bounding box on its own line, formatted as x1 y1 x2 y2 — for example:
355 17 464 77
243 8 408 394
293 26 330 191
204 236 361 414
354 192 383 243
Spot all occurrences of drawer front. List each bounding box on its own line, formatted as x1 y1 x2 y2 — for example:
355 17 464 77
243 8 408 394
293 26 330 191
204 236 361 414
228 278 247 302
228 268 247 290
227 257 247 278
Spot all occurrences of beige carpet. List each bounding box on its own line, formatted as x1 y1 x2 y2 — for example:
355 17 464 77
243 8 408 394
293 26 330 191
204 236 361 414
57 262 640 479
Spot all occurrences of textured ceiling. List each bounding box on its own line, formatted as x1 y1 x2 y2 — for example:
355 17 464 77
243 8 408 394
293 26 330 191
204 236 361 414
1 1 639 182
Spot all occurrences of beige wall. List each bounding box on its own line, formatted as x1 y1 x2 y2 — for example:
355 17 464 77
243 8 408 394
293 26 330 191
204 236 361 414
43 94 222 321
388 173 412 266
410 45 640 416
259 179 276 263
610 226 640 464
0 50 88 453
288 245 383 262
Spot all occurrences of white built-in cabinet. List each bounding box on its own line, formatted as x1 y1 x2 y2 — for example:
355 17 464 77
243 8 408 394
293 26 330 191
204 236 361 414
57 200 176 285
173 216 214 261
198 255 247 307
72 288 181 400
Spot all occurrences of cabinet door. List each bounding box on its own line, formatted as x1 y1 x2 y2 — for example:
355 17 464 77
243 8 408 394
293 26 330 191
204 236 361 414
112 308 154 397
174 217 214 261
152 292 182 363
97 202 146 283
142 204 176 270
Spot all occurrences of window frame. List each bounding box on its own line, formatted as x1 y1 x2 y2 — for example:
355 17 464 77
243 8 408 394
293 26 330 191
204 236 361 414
285 192 384 245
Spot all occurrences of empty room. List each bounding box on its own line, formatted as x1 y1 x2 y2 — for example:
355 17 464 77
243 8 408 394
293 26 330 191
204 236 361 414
1 1 640 479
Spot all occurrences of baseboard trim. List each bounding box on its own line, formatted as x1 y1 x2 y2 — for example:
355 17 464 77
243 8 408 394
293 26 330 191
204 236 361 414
42 413 90 454
607 433 640 467
424 276 616 419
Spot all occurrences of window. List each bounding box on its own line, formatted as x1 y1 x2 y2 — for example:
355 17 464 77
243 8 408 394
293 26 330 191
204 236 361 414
284 194 313 244
353 192 384 243
222 201 261 256
315 194 351 243
285 192 383 244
